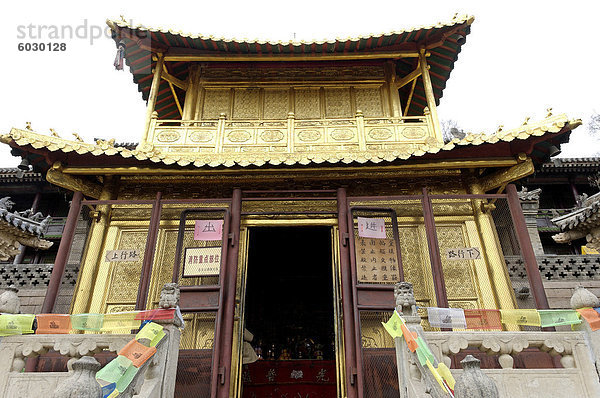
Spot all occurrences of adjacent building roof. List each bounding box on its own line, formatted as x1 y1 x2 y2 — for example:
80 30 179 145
107 14 473 118
540 158 600 173
552 192 600 250
0 114 580 169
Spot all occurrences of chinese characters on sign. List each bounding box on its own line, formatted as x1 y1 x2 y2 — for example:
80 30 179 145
357 217 386 239
194 220 224 241
355 237 399 283
105 249 140 262
445 248 481 260
183 246 222 277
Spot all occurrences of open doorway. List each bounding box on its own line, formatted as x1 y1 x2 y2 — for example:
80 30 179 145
242 226 337 397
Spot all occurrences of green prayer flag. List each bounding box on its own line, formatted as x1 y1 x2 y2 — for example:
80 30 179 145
135 322 165 347
415 336 435 366
71 313 104 331
97 355 132 384
382 311 404 338
539 310 581 327
0 314 35 336
115 363 138 392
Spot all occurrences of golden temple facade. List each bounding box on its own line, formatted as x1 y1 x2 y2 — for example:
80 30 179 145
1 14 582 398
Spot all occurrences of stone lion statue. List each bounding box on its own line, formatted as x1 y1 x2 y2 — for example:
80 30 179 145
159 283 180 309
394 282 417 316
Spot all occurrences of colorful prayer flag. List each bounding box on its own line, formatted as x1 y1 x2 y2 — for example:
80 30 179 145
194 220 223 241
98 380 116 398
97 355 132 384
381 311 404 339
436 362 455 390
415 336 435 366
539 310 581 327
71 313 104 331
134 308 175 321
0 314 35 336
463 309 502 330
102 312 141 332
357 217 386 239
500 309 541 326
426 360 446 390
118 339 157 367
577 308 600 331
36 314 71 334
135 322 165 347
427 307 467 329
400 324 418 352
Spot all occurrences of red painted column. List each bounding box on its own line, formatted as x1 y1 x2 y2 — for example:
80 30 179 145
41 191 83 313
135 191 162 310
217 188 242 398
506 184 550 309
421 188 449 308
337 188 358 398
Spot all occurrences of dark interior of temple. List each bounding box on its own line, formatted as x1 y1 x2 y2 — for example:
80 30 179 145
244 226 336 361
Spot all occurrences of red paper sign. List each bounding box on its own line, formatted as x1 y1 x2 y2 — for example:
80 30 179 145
194 220 223 241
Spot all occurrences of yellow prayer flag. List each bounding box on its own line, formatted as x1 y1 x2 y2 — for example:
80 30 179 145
102 312 141 332
107 390 120 398
500 309 541 326
582 246 599 255
0 314 35 336
425 360 446 390
135 322 165 347
436 362 455 390
382 311 404 339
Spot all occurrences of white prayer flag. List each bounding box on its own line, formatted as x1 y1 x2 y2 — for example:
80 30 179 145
427 307 467 329
357 217 386 239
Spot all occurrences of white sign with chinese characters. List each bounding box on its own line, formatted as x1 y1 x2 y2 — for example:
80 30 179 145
183 246 222 277
357 217 386 239
105 249 140 262
445 247 481 260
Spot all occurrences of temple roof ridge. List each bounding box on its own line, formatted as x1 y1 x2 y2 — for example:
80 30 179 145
0 113 580 169
106 14 474 47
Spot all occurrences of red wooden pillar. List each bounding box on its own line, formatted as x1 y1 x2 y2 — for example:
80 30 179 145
217 188 242 398
421 188 449 308
41 191 83 313
135 191 162 310
506 184 550 309
336 188 358 398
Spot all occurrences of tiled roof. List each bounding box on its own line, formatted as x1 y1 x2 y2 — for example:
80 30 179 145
552 192 600 231
107 14 473 119
0 114 580 169
540 157 600 172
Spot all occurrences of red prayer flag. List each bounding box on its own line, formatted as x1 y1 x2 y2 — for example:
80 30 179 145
36 314 72 334
577 308 600 331
134 309 175 321
464 309 503 330
118 339 157 367
400 324 418 352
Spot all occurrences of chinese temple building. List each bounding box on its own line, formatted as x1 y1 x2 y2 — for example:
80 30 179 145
0 14 584 398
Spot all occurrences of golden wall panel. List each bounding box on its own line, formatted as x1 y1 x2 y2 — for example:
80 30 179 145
325 88 352 118
354 87 383 117
397 225 435 305
294 88 321 119
233 88 260 119
263 88 290 119
106 230 147 303
203 88 230 118
436 225 478 300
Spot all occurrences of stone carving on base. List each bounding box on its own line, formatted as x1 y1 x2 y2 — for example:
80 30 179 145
454 355 499 398
51 356 102 398
159 283 180 309
0 285 20 314
570 285 600 309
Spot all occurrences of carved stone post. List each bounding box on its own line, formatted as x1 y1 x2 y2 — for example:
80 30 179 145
0 285 20 314
454 355 499 398
571 286 600 378
517 187 544 256
51 356 102 398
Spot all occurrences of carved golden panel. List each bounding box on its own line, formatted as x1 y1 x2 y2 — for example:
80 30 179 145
436 225 478 300
360 311 395 349
294 88 320 119
203 88 230 119
263 89 289 119
107 230 147 303
156 130 181 143
354 87 383 117
233 88 260 119
398 226 434 304
401 126 426 139
260 130 285 143
227 130 252 143
330 128 355 141
367 128 393 140
297 130 322 142
325 88 352 118
188 130 214 143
